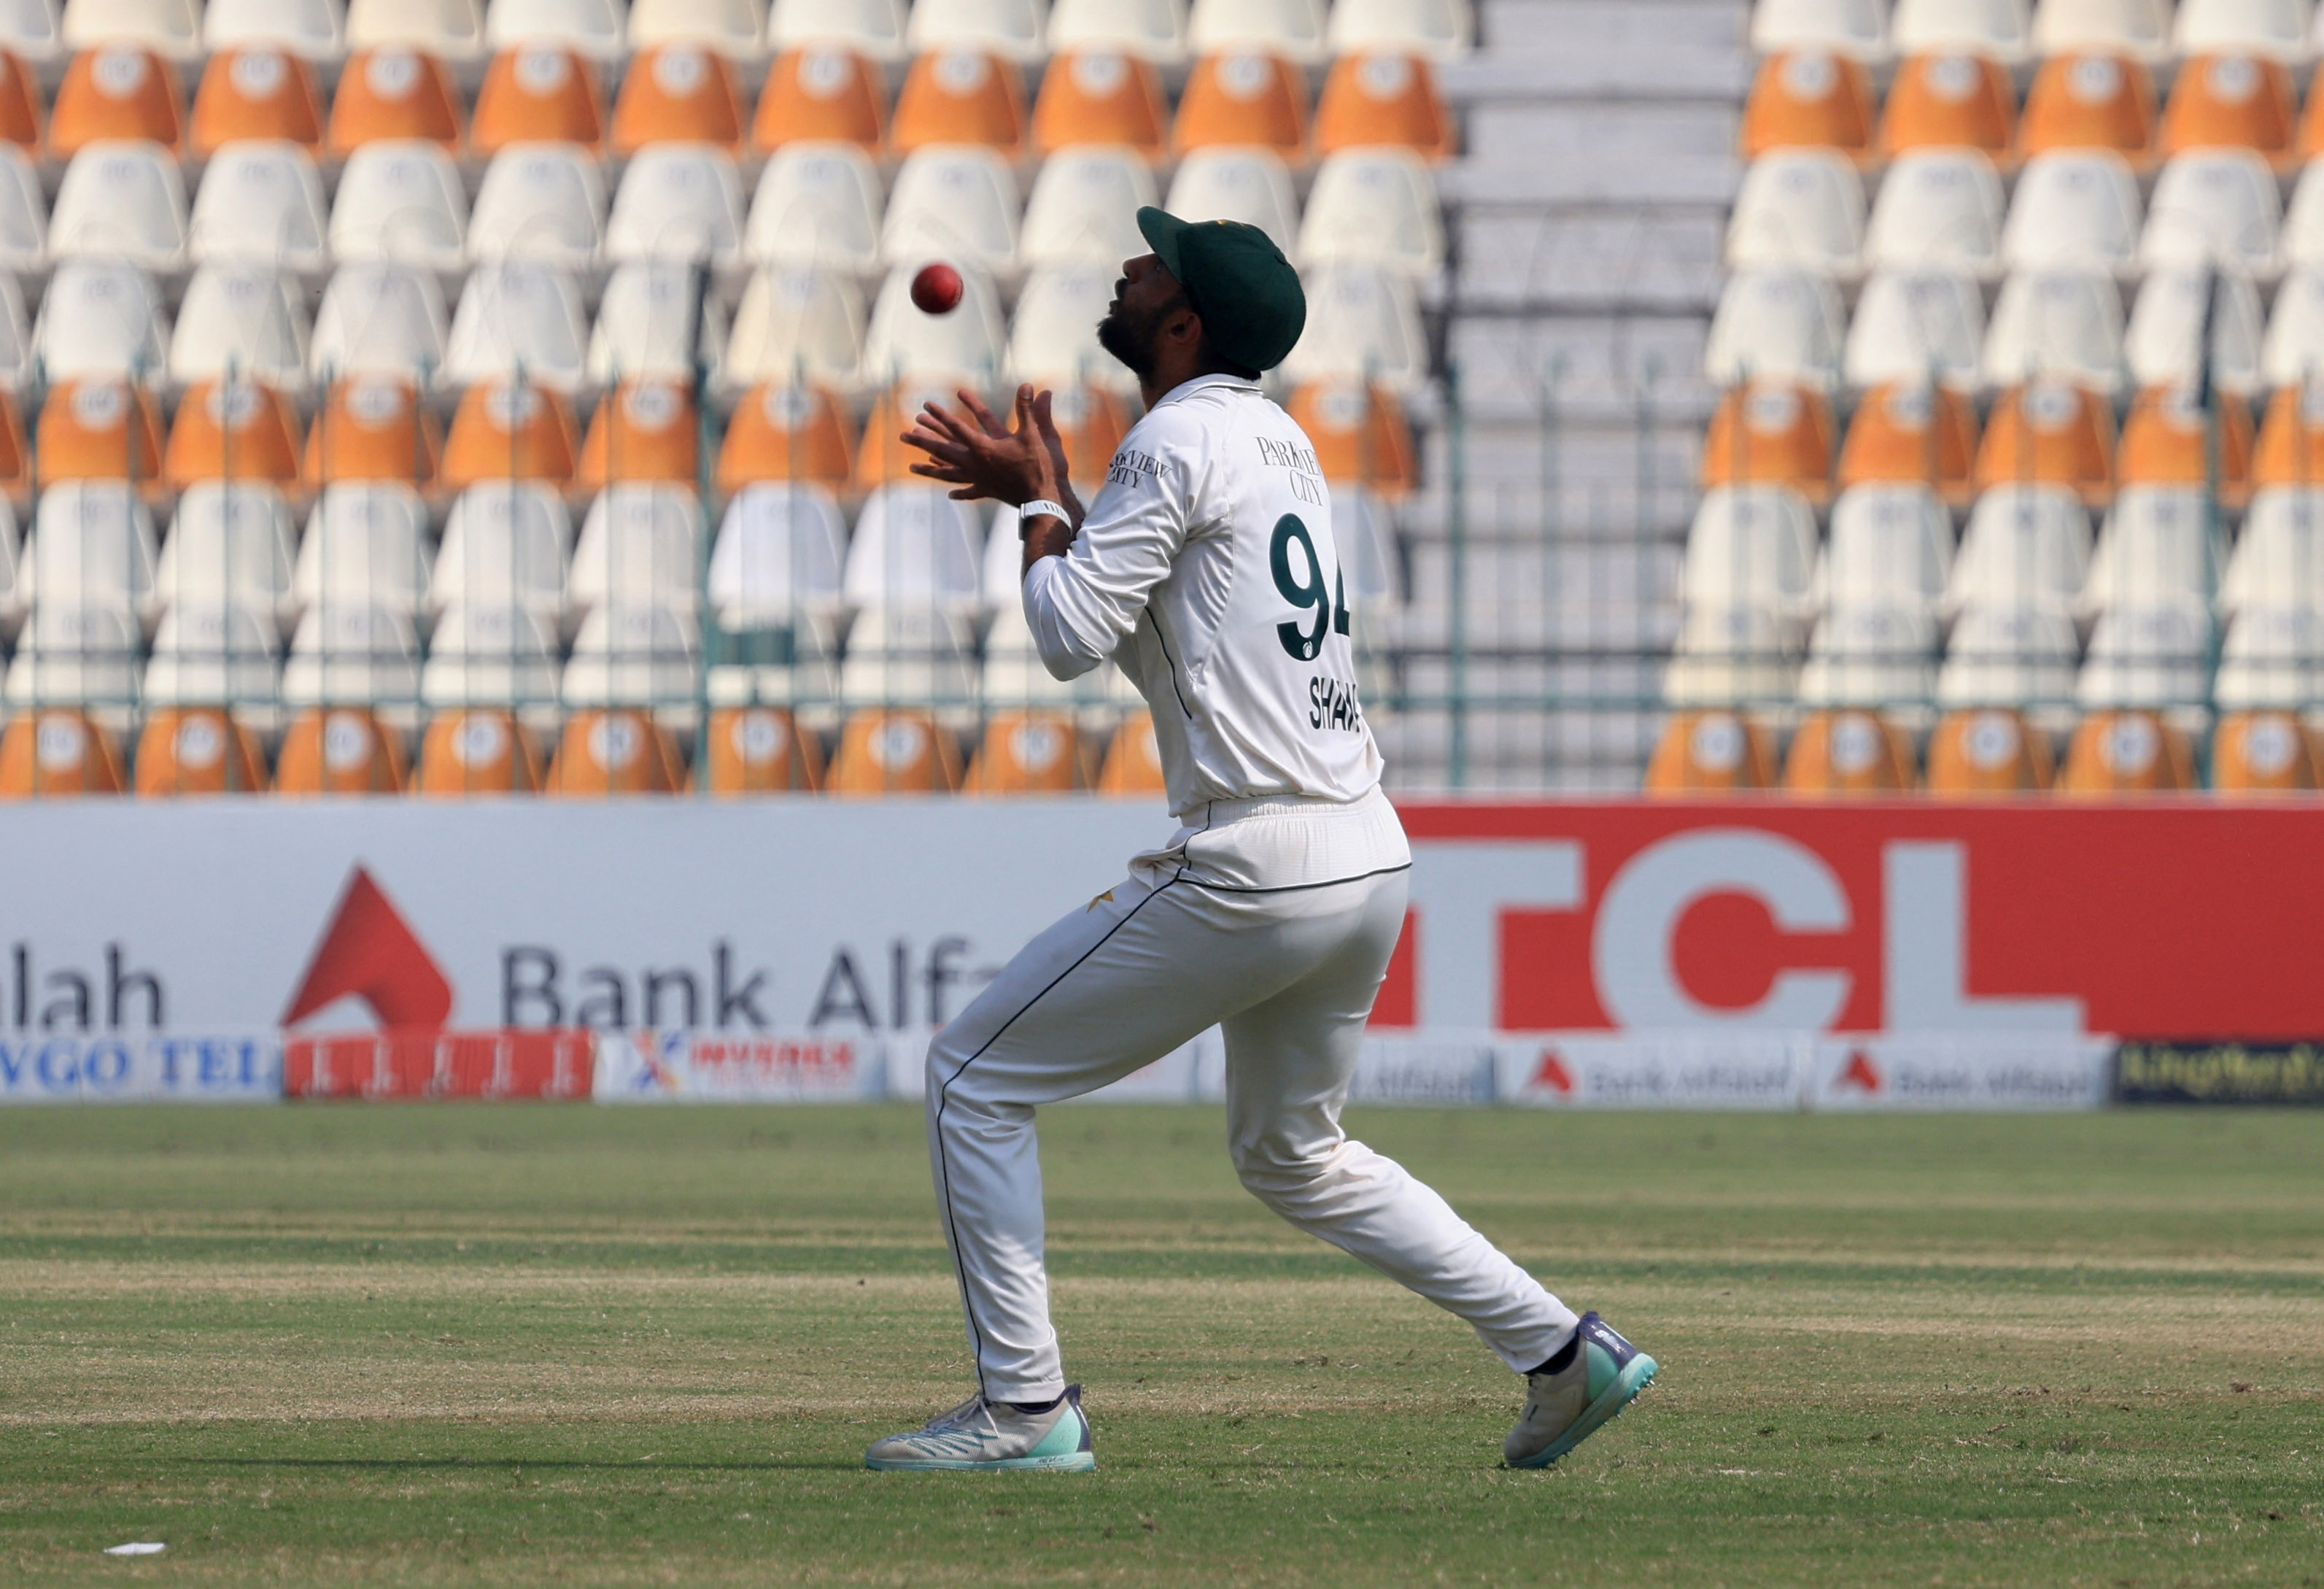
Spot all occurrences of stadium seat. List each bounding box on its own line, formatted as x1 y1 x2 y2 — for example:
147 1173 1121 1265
2158 53 2297 163
1285 380 1415 495
4 598 143 717
1328 0 1468 60
1842 268 1984 391
1947 483 2093 613
1187 0 1321 58
715 380 852 489
21 479 157 615
1313 52 1452 161
1820 481 1952 609
1007 263 1129 393
161 375 304 485
1974 381 2116 505
1880 51 2015 160
748 43 884 152
2019 52 2155 164
980 601 1101 711
1979 270 2126 395
744 139 882 271
570 481 697 612
827 705 964 794
1740 50 1875 161
723 264 866 390
1781 708 1919 793
700 703 821 792
0 145 37 279
611 41 743 154
487 0 627 59
2003 150 2142 274
1163 146 1298 252
767 0 906 59
2175 0 2314 60
281 599 426 723
630 0 764 55
309 262 449 384
2115 384 2254 498
47 45 182 156
0 265 31 392
0 53 39 149
907 0 1045 60
470 44 603 154
1894 0 2028 59
843 484 983 611
33 377 163 486
204 0 346 59
2215 606 2324 705
589 259 725 384
1019 144 1152 269
1331 484 1404 614
274 706 409 794
348 0 486 61
708 479 847 630
0 388 27 495
1299 146 1441 279
1642 710 1780 794
891 47 1027 157
431 479 571 619
1751 0 1889 59
2223 485 2324 611
326 47 465 156
1924 706 2055 791
605 142 745 268
330 141 468 273
1174 50 1306 158
1724 147 1864 278
2253 381 2324 487
1794 603 1940 708
440 378 580 487
2214 708 2324 791
1041 382 1129 491
1048 0 1188 62
1681 483 1818 621
63 0 199 60
2058 708 2199 791
546 705 688 794
187 142 328 276
140 600 282 711
861 261 1004 386
50 141 186 276
468 142 607 269
132 705 272 795
444 261 589 392
2085 483 2222 616
2123 266 2263 394
1703 267 1845 391
422 604 560 724
155 479 297 618
413 702 548 792
2283 166 2324 266
1279 263 1425 390
1095 706 1165 794
1031 48 1165 157
837 608 978 718
1934 601 2080 710
853 378 967 487
168 267 312 394
0 0 61 66
2141 149 2284 276
880 143 1020 276
0 708 127 797
190 48 324 156
1862 149 2003 278
574 376 699 488
1837 382 1978 502
293 482 433 611
1699 381 1835 501
964 709 1085 793
2034 0 2171 61
2075 600 2212 708
559 603 700 711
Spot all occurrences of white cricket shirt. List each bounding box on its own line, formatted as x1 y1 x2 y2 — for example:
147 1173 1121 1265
1023 373 1386 820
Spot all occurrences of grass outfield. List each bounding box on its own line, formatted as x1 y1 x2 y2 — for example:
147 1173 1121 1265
0 1106 2318 1587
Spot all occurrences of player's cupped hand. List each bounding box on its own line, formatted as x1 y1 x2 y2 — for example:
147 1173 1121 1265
901 384 1064 506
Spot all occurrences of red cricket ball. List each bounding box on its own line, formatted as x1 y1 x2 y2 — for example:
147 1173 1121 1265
910 261 965 315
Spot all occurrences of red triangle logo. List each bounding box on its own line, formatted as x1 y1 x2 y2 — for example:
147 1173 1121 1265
282 867 454 1031
1838 1049 1883 1093
1530 1048 1576 1095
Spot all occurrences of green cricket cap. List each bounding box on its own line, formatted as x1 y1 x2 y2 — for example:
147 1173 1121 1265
1136 206 1306 373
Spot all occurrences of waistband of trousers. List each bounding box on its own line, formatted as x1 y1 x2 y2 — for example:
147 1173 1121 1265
1195 786 1390 827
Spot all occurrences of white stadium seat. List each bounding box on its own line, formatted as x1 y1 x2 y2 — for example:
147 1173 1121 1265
6 601 143 709
1750 0 1890 59
1843 268 1984 390
2174 0 2314 61
1007 263 1130 392
1300 147 1444 278
1279 264 1427 391
1186 0 1322 62
169 265 312 393
2125 267 2263 395
1332 485 1405 613
23 481 159 613
1946 484 2093 616
2004 152 2142 276
444 260 590 391
2086 485 2220 616
723 266 866 390
421 601 562 707
1892 0 2028 63
486 0 630 58
1681 484 1818 622
1980 269 2126 394
589 260 727 384
0 273 31 391
188 143 329 277
468 144 608 271
571 482 701 612
2215 606 2324 707
1819 482 1952 614
1704 268 1846 390
710 482 848 630
980 600 1094 709
204 0 349 59
2077 600 2212 709
1724 147 1864 279
35 260 171 384
2033 0 2171 61
432 481 574 618
837 605 979 711
1047 0 1185 61
767 0 906 58
606 143 746 270
156 482 298 622
1020 145 1154 269
1937 601 2080 708
1662 604 1801 708
1326 0 1469 61
843 483 985 611
310 263 450 384
563 600 700 707
860 260 1005 385
1796 603 1940 707
2223 487 2324 613
1862 149 2005 279
346 0 485 59
0 146 47 277
880 144 1021 277
282 598 425 706
630 0 764 55
1164 148 1298 255
2140 150 2284 279
63 0 200 58
0 0 63 63
50 142 187 275
745 141 885 273
142 599 283 708
295 483 433 615
907 0 1047 62
2282 161 2324 268
330 142 469 274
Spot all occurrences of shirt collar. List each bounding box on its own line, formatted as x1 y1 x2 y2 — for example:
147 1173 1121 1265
1153 372 1265 408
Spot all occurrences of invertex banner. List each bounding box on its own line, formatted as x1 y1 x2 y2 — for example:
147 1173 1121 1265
0 798 2315 1106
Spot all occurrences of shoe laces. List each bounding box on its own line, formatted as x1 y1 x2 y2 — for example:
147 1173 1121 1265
923 1393 1002 1436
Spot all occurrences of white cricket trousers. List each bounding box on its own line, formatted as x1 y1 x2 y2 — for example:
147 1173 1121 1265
924 787 1579 1402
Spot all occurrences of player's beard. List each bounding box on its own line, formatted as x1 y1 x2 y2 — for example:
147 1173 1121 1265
1096 290 1186 383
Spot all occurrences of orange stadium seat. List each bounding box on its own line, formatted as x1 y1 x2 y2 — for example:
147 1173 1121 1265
1033 49 1166 158
48 45 183 156
1175 51 1307 158
470 45 603 155
1644 711 1780 794
751 45 886 155
1285 381 1417 495
1095 709 1167 795
716 382 853 492
701 705 824 792
2159 53 2296 163
190 47 323 156
611 42 744 155
2215 709 2324 793
1314 52 1453 161
163 379 304 490
1741 50 1875 161
1782 708 1919 794
441 381 580 491
546 708 687 795
414 708 548 795
2117 384 2253 503
1699 381 1835 503
1926 708 2056 793
891 47 1026 157
576 379 700 490
965 709 1084 793
36 379 166 488
2058 708 2199 793
1975 381 2118 506
0 50 42 147
0 390 29 506
1047 385 1130 493
274 707 410 794
303 377 444 491
2253 384 2324 487
328 46 465 156
2300 64 2324 158
0 711 128 799
1882 50 2015 159
1837 382 1979 504
852 379 981 492
133 708 271 796
828 707 964 794
2021 52 2155 164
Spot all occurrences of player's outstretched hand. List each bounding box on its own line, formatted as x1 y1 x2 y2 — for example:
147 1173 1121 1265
902 384 1060 506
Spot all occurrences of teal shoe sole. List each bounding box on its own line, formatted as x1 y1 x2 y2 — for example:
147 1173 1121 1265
1508 1353 1659 1470
865 1450 1097 1473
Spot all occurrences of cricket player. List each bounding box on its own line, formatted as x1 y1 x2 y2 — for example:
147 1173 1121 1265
864 210 1655 1472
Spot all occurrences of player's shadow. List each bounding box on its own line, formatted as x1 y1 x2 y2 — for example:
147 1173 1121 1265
183 1456 859 1472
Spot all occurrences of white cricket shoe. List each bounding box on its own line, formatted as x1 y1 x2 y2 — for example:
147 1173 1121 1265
1505 1311 1658 1468
864 1385 1097 1472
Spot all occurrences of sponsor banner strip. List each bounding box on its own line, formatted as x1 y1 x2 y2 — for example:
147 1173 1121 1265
2115 1043 2324 1106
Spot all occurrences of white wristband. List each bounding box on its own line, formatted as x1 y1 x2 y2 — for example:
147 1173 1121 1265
1017 499 1072 537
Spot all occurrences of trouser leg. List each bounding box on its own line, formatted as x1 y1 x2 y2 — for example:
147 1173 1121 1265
1222 870 1579 1373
